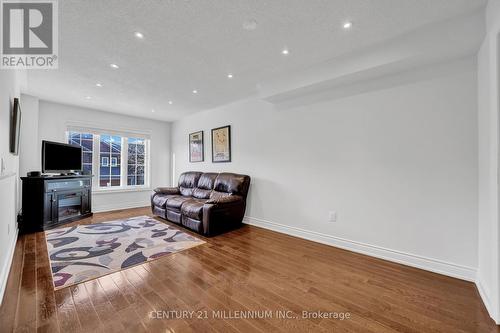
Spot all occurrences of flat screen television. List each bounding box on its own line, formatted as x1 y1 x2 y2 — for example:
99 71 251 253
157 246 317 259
10 98 21 155
42 140 82 174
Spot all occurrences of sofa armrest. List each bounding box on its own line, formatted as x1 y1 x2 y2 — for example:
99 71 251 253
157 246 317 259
206 195 243 205
153 187 180 195
202 196 246 236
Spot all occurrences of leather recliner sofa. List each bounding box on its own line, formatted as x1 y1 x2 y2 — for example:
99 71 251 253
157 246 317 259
151 172 251 236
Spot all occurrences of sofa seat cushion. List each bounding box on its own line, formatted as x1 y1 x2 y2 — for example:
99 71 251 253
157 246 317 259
181 199 207 220
152 194 177 208
166 196 193 210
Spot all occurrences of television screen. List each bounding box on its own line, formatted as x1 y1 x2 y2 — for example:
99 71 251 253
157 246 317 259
10 98 21 155
42 141 82 173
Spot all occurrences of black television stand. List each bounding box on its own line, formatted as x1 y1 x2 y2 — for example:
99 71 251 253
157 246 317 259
20 175 93 233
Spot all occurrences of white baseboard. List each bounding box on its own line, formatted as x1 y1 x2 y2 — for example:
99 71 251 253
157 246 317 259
0 227 18 305
93 201 150 213
476 278 500 325
243 216 477 282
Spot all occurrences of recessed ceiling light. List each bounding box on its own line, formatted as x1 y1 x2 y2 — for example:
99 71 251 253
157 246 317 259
168 100 173 105
110 63 119 69
282 49 289 55
242 19 257 31
192 90 198 94
343 21 353 29
227 73 233 78
85 96 91 100
151 109 155 113
96 83 103 87
134 32 144 39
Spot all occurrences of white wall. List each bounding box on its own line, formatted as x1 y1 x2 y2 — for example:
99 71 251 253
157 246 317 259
19 94 40 177
476 0 500 324
0 71 23 179
0 69 24 303
18 94 40 206
172 60 479 280
38 101 171 212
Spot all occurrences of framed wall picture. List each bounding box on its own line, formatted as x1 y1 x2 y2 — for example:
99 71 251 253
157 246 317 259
211 125 231 163
189 131 204 162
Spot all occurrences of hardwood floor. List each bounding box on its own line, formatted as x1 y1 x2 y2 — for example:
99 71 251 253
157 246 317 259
0 207 498 332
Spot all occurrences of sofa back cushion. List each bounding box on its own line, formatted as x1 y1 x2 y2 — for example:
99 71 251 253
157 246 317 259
193 173 218 199
178 171 202 196
213 173 251 198
209 190 232 201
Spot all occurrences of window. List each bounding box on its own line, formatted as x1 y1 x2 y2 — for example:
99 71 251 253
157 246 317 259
68 131 93 174
99 135 121 187
67 130 150 190
127 138 146 186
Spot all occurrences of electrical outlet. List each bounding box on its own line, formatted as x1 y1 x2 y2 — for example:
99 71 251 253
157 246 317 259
328 211 337 223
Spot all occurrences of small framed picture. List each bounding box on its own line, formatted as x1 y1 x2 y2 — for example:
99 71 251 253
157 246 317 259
189 131 204 162
211 125 231 163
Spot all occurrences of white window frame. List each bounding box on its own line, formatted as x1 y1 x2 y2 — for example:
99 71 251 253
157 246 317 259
65 129 151 193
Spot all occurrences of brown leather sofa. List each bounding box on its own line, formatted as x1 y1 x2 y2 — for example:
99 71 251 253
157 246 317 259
151 172 251 236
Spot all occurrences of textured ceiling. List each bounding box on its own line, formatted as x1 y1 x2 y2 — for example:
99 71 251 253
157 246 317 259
25 0 486 121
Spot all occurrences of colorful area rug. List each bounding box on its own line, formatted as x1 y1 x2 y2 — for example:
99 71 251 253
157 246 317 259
45 215 205 289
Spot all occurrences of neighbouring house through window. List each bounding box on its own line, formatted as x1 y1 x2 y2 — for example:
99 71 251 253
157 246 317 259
67 129 150 190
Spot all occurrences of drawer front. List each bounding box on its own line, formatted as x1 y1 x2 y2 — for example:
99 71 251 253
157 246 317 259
45 179 91 192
